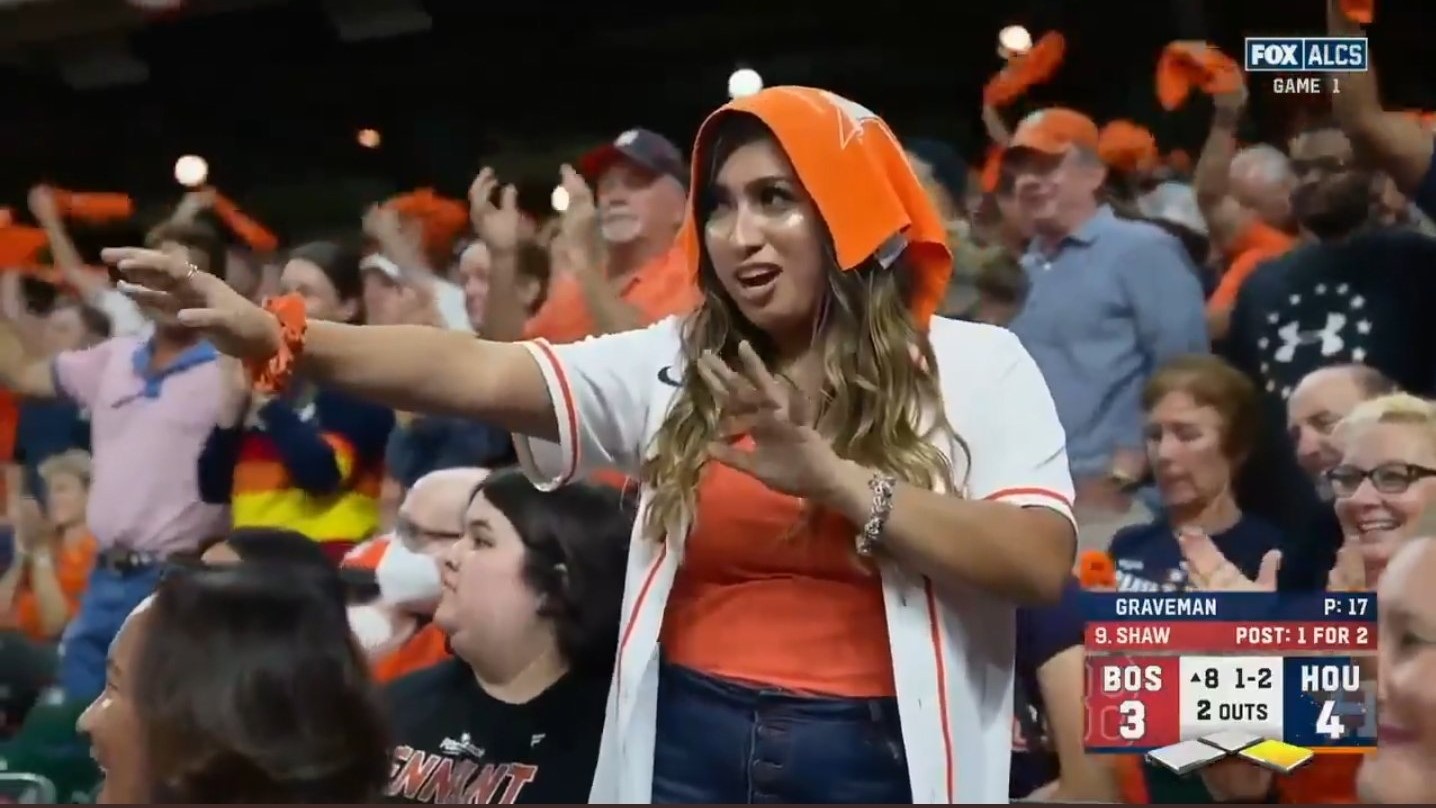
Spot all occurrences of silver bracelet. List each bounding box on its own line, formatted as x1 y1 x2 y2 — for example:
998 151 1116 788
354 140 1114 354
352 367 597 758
855 471 897 557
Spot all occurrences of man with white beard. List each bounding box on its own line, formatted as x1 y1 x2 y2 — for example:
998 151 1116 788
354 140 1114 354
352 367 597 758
520 128 693 344
1280 364 1398 590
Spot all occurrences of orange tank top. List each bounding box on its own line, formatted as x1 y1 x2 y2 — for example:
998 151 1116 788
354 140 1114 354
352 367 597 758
660 438 894 697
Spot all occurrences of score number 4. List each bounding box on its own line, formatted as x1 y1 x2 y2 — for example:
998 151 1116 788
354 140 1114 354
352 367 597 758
1119 700 1146 740
1316 699 1346 739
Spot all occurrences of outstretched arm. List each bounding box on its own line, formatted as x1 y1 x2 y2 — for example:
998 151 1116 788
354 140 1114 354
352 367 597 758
104 246 562 442
293 323 557 440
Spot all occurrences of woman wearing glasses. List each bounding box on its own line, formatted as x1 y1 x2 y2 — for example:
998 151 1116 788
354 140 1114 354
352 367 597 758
1327 393 1436 589
1168 395 1436 803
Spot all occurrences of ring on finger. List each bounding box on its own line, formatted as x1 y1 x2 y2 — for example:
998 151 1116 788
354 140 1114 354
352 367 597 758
183 263 199 281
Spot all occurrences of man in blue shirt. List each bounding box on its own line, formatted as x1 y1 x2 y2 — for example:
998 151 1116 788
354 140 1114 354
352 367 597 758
1004 108 1209 550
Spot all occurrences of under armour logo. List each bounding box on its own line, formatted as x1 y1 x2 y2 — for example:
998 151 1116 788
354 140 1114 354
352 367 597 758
616 129 638 147
1273 312 1346 363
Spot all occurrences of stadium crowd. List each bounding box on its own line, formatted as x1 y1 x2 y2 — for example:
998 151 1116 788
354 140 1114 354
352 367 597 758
0 0 1433 803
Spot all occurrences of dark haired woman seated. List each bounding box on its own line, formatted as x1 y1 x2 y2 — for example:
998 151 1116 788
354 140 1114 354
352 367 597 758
382 471 631 804
76 562 390 803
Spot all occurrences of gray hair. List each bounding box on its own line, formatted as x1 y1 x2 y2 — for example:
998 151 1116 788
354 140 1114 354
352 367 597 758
1230 144 1296 186
1136 181 1207 236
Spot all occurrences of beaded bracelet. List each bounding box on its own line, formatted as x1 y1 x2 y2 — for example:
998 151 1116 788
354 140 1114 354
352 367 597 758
855 471 897 557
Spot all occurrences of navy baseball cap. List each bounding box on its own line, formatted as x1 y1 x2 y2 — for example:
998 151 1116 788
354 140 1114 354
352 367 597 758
903 137 969 204
578 128 688 187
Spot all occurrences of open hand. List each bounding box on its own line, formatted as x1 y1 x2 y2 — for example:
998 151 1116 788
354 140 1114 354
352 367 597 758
14 498 51 555
556 165 604 271
1178 527 1281 592
468 168 522 253
102 246 280 360
697 341 837 498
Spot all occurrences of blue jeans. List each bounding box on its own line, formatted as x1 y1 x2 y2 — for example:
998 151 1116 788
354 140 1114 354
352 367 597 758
651 662 911 804
58 565 164 703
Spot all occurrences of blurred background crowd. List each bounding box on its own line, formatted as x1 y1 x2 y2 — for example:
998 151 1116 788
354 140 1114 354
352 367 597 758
0 0 1433 803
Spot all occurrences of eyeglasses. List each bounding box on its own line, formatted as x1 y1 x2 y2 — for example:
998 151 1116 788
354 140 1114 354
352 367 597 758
1325 462 1436 497
393 518 465 552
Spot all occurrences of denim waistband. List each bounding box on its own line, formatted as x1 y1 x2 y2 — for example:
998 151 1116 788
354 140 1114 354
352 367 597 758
659 660 900 724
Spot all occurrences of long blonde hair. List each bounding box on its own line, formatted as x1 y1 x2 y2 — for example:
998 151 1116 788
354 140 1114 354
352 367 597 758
639 116 965 541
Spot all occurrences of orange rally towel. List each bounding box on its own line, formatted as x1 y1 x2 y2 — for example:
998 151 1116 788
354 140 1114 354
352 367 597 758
385 188 469 263
1077 550 1116 589
1098 120 1159 174
0 226 48 269
1341 0 1373 24
50 189 133 223
211 191 280 253
1156 42 1242 111
979 144 1003 193
983 32 1066 108
677 86 953 329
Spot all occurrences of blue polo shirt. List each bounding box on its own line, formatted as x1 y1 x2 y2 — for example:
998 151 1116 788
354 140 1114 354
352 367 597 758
1009 207 1209 478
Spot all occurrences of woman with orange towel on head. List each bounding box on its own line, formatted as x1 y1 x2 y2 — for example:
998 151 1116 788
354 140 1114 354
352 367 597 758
106 85 1078 803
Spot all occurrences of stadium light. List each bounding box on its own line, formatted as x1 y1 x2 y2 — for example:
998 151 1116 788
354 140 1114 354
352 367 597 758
727 67 763 99
998 25 1033 59
174 154 208 188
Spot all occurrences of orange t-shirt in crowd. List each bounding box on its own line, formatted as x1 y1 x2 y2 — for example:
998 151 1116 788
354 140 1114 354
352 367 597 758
522 245 698 346
1207 219 1296 313
659 436 894 698
2 532 97 642
372 622 451 683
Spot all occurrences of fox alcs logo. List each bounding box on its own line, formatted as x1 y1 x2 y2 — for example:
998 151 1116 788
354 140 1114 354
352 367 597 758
1244 37 1368 72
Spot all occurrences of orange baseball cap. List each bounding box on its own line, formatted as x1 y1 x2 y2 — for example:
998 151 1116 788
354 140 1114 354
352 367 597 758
1005 107 1101 157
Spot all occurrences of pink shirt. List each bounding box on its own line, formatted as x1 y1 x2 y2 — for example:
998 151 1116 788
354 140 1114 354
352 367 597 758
52 336 229 555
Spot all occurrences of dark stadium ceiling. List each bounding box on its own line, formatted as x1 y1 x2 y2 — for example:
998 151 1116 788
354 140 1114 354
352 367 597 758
2 0 1434 212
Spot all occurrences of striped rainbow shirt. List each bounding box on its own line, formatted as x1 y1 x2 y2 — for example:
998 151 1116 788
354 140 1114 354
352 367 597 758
198 387 395 548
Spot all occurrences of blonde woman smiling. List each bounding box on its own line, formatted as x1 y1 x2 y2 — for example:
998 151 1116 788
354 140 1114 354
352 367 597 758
103 86 1076 803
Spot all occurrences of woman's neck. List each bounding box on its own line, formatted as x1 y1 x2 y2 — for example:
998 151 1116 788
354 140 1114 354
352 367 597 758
1168 494 1242 536
466 641 569 705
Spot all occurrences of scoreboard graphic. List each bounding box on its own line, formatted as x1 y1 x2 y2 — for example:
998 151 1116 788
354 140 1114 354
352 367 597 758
1082 593 1376 774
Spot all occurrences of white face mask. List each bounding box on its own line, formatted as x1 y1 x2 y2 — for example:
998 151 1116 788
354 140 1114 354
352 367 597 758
374 539 443 614
340 602 399 654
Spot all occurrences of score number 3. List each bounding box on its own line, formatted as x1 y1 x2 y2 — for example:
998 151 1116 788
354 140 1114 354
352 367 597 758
1119 700 1146 740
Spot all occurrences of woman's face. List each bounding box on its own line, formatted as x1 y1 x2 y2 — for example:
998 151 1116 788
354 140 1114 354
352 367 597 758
45 471 87 529
279 258 356 323
459 242 491 328
1359 538 1436 803
434 493 549 677
1332 423 1436 582
703 135 827 344
77 602 151 804
1145 391 1234 510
